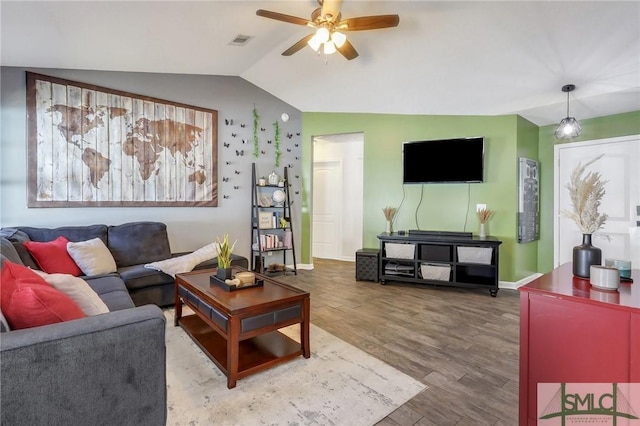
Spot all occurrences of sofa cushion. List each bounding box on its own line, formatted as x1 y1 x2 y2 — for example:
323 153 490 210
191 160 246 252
23 236 83 276
33 270 109 316
118 264 174 291
1 238 23 266
11 242 39 270
67 238 117 276
0 228 31 243
83 274 135 311
108 222 171 267
16 224 108 244
0 261 86 329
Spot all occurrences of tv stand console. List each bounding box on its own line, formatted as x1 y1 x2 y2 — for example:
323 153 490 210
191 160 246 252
377 232 502 296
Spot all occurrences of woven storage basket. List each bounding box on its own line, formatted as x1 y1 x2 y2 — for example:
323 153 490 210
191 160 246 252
385 243 415 259
457 246 492 264
420 263 451 281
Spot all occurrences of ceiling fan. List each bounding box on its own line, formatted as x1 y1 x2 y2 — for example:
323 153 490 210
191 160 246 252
256 0 400 60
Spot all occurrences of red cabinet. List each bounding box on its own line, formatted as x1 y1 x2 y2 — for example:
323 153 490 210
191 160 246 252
519 263 639 425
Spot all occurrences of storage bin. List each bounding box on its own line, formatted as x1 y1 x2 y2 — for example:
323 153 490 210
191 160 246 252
356 248 379 282
457 246 492 264
420 263 451 281
385 243 415 259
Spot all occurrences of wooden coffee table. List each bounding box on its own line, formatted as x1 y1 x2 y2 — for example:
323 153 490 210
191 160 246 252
174 267 310 389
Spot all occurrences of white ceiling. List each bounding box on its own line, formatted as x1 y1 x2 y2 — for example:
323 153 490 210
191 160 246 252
2 0 639 126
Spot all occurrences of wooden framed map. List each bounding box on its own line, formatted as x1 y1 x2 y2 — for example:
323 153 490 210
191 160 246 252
26 72 218 207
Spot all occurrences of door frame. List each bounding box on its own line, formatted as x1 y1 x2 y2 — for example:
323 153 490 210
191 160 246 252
311 132 364 262
553 134 639 266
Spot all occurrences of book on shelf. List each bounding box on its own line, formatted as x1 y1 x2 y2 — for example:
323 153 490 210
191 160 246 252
258 212 273 229
257 234 282 251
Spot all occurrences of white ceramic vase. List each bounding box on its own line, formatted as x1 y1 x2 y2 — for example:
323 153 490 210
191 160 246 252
479 223 487 238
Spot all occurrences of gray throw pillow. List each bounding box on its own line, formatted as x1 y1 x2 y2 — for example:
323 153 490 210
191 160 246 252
0 238 23 265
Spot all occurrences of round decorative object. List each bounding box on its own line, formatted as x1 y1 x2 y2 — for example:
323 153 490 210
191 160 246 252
272 189 286 205
590 265 619 290
281 112 290 122
259 195 272 207
235 271 255 286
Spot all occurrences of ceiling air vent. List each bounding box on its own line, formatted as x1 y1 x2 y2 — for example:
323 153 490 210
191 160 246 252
229 35 253 46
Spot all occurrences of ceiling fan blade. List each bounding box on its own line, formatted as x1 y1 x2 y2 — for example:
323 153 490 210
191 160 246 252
282 34 316 56
256 9 311 26
340 15 400 31
337 39 359 60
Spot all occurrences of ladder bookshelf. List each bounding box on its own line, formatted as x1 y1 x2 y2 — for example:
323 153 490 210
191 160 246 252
250 163 297 275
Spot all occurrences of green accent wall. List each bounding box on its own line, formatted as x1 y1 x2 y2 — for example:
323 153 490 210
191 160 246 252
302 113 528 282
537 110 640 273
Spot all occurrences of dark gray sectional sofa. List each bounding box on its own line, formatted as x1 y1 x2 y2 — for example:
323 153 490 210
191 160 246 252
0 221 248 425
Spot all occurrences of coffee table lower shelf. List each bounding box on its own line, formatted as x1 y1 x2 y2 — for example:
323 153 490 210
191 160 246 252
178 314 303 382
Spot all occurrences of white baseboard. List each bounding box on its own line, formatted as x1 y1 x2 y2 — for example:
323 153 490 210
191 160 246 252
294 263 314 270
499 272 543 290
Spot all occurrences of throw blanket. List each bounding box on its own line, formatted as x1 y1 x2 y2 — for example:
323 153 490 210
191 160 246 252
144 243 218 277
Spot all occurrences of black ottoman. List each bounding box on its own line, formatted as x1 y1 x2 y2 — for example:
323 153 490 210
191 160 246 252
356 248 379 282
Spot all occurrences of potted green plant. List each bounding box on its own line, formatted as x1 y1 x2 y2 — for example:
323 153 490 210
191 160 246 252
216 234 237 280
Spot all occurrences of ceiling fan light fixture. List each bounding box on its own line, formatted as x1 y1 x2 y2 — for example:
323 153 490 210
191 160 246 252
555 84 582 139
331 31 346 48
307 34 322 52
323 40 337 55
316 27 330 43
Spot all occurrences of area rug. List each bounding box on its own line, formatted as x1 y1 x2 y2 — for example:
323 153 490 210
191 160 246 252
164 309 427 425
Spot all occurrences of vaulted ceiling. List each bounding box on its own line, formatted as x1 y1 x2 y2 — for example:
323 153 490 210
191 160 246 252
2 1 639 126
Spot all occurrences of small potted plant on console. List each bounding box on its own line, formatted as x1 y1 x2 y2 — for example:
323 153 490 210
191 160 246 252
216 234 237 280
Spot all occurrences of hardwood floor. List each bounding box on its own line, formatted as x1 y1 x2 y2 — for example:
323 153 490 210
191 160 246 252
278 258 520 426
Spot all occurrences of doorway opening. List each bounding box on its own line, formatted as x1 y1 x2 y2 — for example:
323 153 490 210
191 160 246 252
312 133 364 262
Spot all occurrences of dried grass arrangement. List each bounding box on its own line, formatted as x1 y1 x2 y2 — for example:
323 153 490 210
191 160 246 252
382 206 397 221
561 154 608 234
476 208 495 224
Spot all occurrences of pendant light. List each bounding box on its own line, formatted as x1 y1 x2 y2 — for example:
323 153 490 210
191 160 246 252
555 84 582 139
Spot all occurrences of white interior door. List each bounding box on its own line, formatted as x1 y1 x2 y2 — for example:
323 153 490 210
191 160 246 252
312 133 364 262
555 135 640 267
313 161 342 259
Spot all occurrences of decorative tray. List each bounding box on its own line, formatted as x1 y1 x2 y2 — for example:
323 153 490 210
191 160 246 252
210 275 264 292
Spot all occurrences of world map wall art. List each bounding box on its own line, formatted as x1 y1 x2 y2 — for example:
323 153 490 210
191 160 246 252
26 72 218 207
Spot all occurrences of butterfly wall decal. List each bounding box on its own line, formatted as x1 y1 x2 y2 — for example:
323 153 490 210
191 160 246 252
236 150 244 156
223 142 230 148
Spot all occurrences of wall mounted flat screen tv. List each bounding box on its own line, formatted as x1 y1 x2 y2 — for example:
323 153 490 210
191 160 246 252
403 137 484 184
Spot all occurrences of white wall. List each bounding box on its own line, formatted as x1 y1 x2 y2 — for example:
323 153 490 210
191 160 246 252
0 67 303 259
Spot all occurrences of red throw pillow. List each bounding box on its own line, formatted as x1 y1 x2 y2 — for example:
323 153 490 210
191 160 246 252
0 261 86 329
23 236 82 276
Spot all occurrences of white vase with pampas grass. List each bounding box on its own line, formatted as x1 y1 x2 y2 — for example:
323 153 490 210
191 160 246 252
476 208 494 239
382 206 397 234
561 154 608 278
